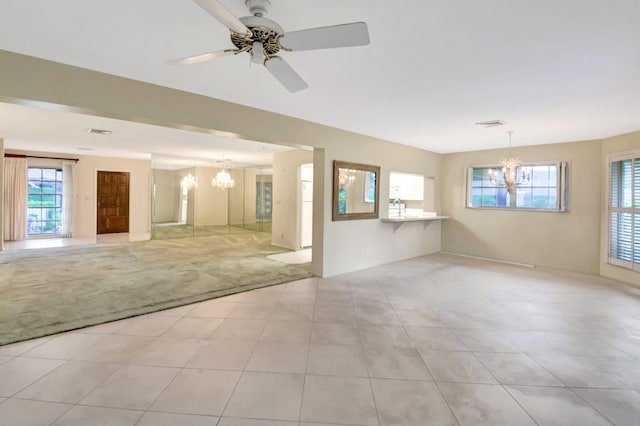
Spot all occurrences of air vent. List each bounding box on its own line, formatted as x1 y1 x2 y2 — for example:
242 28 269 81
87 128 112 135
475 120 507 128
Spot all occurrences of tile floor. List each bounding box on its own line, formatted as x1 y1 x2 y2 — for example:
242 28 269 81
1 253 639 425
3 233 137 251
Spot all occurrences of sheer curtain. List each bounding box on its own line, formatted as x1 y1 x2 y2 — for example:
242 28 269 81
3 157 28 241
61 161 77 238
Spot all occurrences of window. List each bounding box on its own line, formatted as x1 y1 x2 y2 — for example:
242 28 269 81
467 162 567 211
27 167 63 235
608 152 640 271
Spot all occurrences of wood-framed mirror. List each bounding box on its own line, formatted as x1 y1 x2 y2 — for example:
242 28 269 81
332 160 381 221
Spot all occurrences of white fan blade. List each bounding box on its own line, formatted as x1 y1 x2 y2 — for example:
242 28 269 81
194 0 250 35
167 49 238 66
280 22 370 51
265 56 309 93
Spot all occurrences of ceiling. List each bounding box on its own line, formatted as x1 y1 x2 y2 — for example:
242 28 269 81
1 0 639 154
0 103 292 169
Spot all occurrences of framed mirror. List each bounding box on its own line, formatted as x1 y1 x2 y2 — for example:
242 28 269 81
333 160 381 221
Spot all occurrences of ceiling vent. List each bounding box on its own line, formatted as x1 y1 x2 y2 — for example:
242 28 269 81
475 120 507 128
87 128 112 135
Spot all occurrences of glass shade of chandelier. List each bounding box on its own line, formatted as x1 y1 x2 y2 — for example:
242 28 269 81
488 131 530 194
338 168 356 185
181 173 197 190
212 160 235 190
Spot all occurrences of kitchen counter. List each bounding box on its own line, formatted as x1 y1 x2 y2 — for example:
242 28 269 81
380 215 449 223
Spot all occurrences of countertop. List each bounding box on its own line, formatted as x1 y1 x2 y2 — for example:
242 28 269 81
380 215 449 223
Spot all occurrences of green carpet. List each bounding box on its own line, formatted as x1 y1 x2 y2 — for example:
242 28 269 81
0 232 313 346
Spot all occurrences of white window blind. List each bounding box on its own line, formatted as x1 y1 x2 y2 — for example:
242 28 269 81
608 152 640 271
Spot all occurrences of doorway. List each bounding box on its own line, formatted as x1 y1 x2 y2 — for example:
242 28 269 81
97 171 130 234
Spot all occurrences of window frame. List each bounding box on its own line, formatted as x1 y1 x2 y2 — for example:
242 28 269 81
607 151 639 272
27 166 64 237
466 160 568 212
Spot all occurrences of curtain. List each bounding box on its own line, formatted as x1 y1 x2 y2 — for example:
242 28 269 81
61 161 77 238
3 157 28 241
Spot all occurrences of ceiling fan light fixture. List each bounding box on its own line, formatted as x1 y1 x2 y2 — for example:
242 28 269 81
251 41 266 64
172 0 371 92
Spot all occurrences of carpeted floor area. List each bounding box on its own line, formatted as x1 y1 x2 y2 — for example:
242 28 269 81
151 223 272 240
0 232 313 345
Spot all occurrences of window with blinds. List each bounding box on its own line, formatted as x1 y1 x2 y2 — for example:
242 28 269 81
608 152 640 271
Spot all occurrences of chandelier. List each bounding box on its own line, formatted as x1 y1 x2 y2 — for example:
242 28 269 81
338 168 356 185
181 173 197 190
488 131 530 194
212 160 235 190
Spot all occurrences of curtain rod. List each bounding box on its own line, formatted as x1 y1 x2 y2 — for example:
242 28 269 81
4 153 79 163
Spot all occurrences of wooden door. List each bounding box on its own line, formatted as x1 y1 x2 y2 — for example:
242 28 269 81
97 171 130 234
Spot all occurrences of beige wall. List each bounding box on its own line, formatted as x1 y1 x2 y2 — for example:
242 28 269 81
2 51 638 282
194 167 228 226
600 131 640 285
0 51 447 276
74 155 151 238
227 168 252 227
272 149 314 250
321 141 443 277
6 149 151 238
152 169 180 223
441 139 603 275
243 168 258 226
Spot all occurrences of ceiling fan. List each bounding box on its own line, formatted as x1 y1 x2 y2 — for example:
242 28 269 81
168 0 370 93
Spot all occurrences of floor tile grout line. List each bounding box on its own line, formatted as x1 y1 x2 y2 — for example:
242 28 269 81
430 378 462 426
296 291 315 424
348 278 381 426
1 357 67 399
567 387 628 426
467 350 502 385
216 369 246 420
499 385 545 426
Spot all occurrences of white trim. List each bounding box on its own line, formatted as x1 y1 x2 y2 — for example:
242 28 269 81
441 251 535 268
606 151 640 272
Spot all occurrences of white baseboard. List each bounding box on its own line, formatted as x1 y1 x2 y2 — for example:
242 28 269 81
440 251 535 268
129 232 151 242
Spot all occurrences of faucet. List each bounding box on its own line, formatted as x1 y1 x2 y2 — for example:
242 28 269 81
392 198 402 216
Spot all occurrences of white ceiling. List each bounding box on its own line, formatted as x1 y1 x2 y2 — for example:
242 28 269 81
0 102 292 169
1 0 639 154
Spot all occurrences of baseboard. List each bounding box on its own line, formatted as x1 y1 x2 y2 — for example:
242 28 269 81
129 232 151 242
440 251 535 268
272 242 295 251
